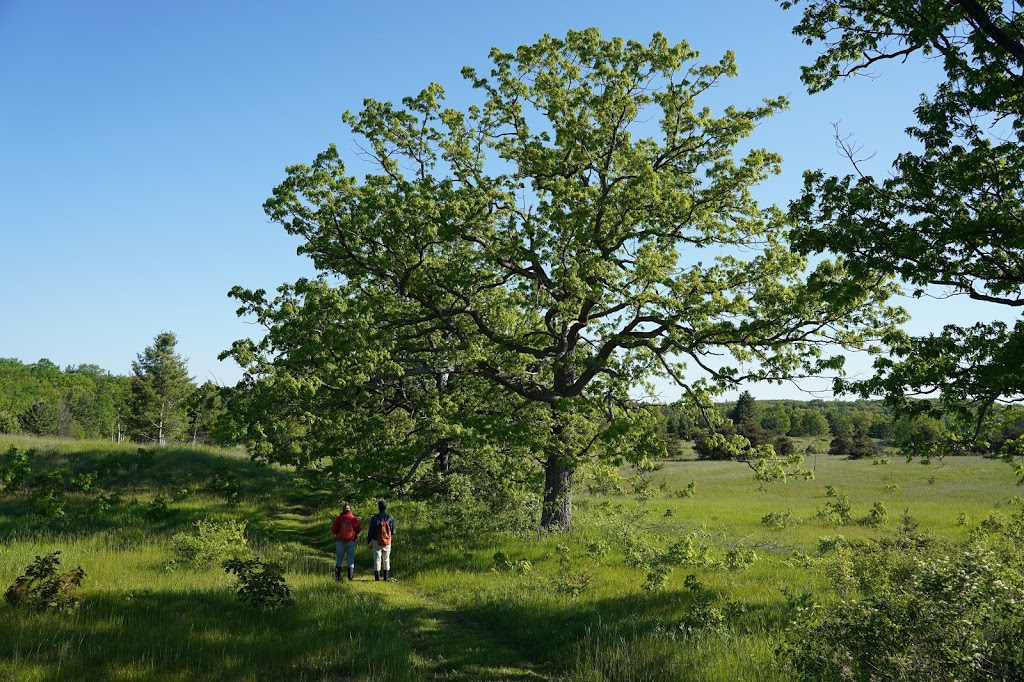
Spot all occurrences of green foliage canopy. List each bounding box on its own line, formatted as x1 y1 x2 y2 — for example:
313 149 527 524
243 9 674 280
779 0 1024 469
226 29 899 529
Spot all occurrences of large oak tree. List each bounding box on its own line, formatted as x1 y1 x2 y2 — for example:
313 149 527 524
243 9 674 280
226 29 898 529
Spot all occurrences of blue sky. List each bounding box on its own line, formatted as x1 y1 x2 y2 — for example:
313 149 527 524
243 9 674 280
0 0 1013 399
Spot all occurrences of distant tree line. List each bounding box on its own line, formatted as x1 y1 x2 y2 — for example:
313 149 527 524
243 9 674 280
657 391 1024 460
0 332 231 446
6 342 1021 461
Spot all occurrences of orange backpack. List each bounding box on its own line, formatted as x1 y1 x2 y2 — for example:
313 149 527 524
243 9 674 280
376 517 392 546
336 517 355 542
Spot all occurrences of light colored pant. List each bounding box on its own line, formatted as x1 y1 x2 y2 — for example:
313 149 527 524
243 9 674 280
336 540 356 568
371 540 391 571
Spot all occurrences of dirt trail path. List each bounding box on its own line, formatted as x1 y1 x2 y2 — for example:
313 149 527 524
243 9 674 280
287 502 552 681
349 577 552 681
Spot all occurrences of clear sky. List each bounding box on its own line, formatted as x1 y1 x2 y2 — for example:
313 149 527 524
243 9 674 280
0 0 1015 399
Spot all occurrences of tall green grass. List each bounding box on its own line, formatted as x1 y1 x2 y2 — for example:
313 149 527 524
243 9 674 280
2 435 1020 681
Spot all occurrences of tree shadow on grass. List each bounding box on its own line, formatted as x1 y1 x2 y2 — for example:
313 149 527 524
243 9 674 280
0 584 425 682
379 599 552 681
408 581 790 680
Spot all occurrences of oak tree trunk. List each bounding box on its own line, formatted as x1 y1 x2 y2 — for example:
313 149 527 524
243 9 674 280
541 454 574 530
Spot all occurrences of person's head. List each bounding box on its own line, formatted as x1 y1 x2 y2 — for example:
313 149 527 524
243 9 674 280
342 503 351 514
378 499 387 513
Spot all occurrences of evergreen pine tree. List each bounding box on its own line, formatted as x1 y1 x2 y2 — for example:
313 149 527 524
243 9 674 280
128 332 193 445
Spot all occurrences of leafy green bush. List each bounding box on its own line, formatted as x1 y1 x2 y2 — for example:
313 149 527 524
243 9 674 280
492 551 532 575
861 501 889 528
585 539 610 559
552 545 592 596
814 486 852 526
28 467 66 518
69 472 97 493
634 529 719 591
172 486 195 501
222 556 294 611
143 496 170 520
674 575 735 640
3 551 86 612
171 519 249 566
762 509 801 529
723 548 758 572
0 445 32 493
780 527 1024 681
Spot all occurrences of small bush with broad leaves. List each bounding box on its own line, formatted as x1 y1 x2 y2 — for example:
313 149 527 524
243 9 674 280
762 509 800 529
4 551 86 612
222 556 294 611
780 514 1024 681
171 519 249 567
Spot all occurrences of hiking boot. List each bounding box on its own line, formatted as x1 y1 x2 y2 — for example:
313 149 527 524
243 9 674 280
382 570 389 581
374 571 380 581
347 566 354 581
333 566 341 582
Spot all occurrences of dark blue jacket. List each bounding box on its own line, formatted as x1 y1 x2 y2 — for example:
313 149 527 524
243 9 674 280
367 512 395 544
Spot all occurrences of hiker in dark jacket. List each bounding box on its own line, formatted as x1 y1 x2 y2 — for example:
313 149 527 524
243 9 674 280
331 503 361 581
367 499 396 581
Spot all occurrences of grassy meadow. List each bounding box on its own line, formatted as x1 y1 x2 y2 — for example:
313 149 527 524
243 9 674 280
1 434 1021 681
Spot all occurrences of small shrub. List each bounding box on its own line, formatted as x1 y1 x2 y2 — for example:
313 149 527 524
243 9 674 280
816 535 848 555
144 496 170 520
723 548 758 572
643 562 673 592
779 588 819 622
28 467 66 518
172 486 195 502
207 469 240 502
222 556 294 611
0 445 32 492
172 519 249 567
780 539 1024 681
899 508 921 535
784 552 815 568
814 486 852 526
629 460 663 501
68 471 97 493
676 601 727 639
762 509 800 529
675 578 733 640
492 551 532 575
136 448 156 468
664 532 717 569
552 545 592 596
582 462 626 496
974 511 1008 537
671 481 697 498
89 492 112 515
861 501 889 528
4 551 86 612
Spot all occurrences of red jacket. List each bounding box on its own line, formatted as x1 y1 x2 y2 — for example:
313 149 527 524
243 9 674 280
331 511 361 541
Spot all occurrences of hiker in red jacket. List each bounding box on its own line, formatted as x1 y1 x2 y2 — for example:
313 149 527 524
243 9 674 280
367 499 396 581
331 503 361 581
